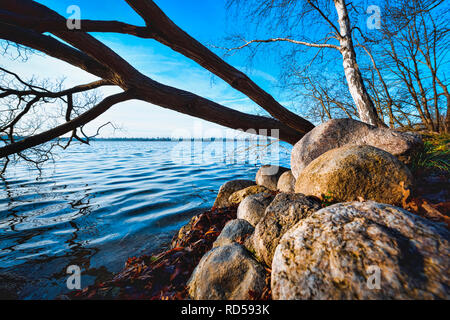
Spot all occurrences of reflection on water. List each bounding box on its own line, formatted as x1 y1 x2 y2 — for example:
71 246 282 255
0 140 290 299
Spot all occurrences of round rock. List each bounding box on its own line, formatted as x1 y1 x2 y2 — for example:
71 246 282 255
294 145 413 206
291 118 422 178
237 193 275 227
272 201 450 300
213 180 255 208
277 170 296 192
188 243 266 300
213 219 255 248
249 192 321 267
255 165 289 191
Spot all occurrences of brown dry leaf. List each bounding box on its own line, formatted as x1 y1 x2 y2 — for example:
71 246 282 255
399 181 411 208
421 201 450 227
66 206 239 300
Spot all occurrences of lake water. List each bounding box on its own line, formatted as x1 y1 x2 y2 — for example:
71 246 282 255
0 140 291 299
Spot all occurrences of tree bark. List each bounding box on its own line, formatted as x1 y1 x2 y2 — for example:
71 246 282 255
0 0 315 136
436 78 450 133
333 0 383 127
124 0 315 135
0 25 304 148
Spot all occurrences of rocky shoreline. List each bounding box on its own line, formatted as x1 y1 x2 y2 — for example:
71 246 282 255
68 119 449 300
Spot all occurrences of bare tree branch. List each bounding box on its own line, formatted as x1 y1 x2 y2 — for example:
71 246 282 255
214 38 340 51
0 0 315 141
0 91 133 157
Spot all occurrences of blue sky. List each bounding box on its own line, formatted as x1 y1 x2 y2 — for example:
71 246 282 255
1 0 290 138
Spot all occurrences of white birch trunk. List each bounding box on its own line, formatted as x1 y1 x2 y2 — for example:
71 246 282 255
334 0 381 126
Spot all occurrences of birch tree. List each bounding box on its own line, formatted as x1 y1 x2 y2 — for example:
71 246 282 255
225 0 385 126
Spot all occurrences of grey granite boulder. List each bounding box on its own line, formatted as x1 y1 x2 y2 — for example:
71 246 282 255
272 201 450 300
187 243 266 300
213 219 254 248
237 193 275 227
213 180 255 208
277 170 296 192
294 145 413 206
255 165 289 190
291 118 422 178
249 192 321 266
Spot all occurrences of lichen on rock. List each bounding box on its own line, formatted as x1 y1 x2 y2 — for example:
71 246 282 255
294 145 413 205
271 201 450 300
187 243 266 300
228 185 272 206
237 192 275 227
256 165 289 191
213 180 255 208
249 192 321 267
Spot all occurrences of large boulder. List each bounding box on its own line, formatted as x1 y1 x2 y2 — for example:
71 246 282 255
187 243 266 300
294 145 413 206
277 170 296 192
291 118 422 178
256 165 289 190
272 201 450 300
213 219 254 248
228 185 272 206
237 193 275 227
213 180 255 208
249 193 321 266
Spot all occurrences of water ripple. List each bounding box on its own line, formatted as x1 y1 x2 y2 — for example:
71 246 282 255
0 140 291 299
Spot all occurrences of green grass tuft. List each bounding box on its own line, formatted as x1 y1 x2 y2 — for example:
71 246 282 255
410 133 450 174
